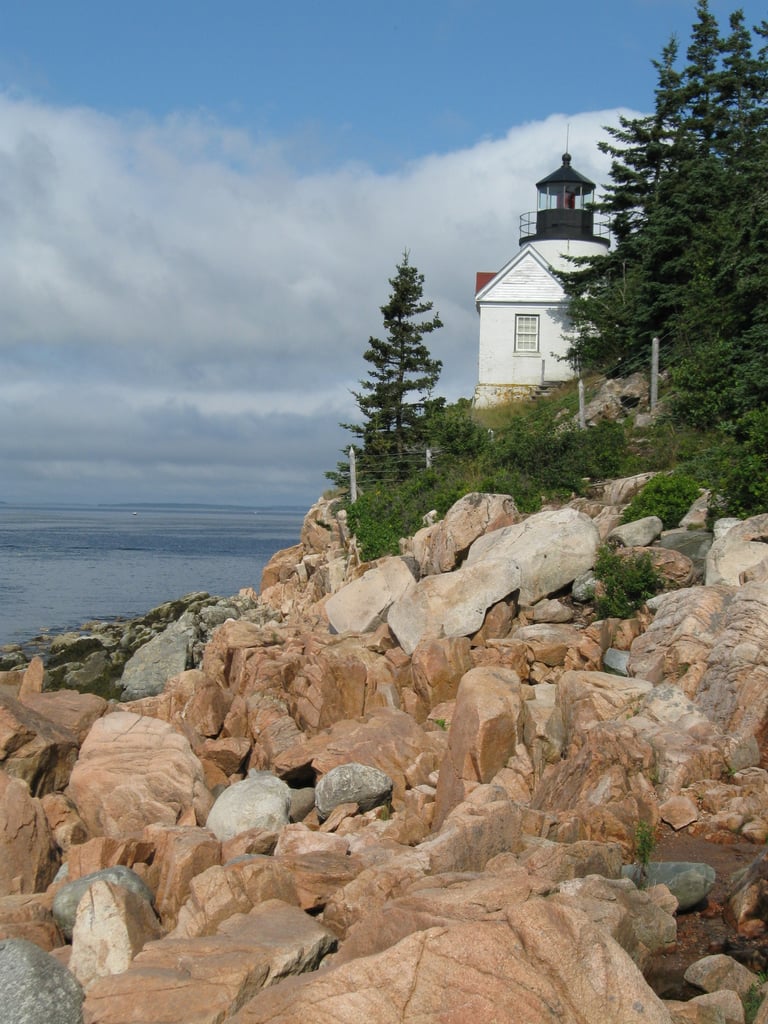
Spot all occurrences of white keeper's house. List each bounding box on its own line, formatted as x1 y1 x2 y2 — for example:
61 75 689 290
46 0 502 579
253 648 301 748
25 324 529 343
473 153 609 408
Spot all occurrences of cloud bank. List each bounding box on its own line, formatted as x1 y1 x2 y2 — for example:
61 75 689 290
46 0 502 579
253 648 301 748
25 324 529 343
0 97 633 506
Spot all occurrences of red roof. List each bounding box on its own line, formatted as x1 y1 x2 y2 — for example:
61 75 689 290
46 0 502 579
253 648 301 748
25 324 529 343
475 271 496 295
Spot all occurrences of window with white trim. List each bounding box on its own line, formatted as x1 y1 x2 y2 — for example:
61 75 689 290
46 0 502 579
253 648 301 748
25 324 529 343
515 314 540 352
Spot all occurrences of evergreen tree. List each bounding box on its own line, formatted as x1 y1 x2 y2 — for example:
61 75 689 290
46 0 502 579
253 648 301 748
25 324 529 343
561 1 768 425
341 252 443 485
558 38 683 370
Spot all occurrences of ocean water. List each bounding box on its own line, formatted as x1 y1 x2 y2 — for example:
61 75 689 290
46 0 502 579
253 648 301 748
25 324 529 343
0 503 306 647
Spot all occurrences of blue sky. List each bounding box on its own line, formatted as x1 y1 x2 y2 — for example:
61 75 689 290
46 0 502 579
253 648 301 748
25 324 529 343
0 0 764 506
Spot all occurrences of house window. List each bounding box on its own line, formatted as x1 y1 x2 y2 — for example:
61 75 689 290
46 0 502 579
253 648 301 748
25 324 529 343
515 314 540 352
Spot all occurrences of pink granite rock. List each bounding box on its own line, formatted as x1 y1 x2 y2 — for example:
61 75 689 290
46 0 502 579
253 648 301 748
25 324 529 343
83 900 337 1024
170 857 299 939
433 666 522 827
67 711 213 837
232 901 671 1024
69 879 163 989
0 770 58 895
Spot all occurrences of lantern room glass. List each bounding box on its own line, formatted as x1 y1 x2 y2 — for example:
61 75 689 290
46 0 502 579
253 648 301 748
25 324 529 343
537 185 591 211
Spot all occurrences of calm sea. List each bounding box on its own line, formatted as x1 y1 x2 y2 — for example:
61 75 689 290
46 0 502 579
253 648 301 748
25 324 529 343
0 503 306 647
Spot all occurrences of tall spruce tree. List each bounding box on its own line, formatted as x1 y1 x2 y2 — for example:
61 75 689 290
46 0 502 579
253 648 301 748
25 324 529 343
561 0 768 426
342 252 443 485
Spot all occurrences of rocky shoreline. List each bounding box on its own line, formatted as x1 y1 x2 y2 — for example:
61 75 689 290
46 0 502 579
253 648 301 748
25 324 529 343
2 484 768 1023
0 590 275 701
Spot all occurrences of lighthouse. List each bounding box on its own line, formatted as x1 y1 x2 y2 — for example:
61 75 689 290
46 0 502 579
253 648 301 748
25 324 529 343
473 153 609 409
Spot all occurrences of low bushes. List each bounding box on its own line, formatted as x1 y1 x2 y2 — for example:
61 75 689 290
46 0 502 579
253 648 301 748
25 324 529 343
621 472 702 529
593 545 663 620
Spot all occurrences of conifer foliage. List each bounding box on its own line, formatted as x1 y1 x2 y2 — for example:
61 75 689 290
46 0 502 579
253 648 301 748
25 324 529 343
342 251 443 484
561 2 768 426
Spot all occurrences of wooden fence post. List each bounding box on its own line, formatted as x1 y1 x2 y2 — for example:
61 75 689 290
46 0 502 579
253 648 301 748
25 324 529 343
349 446 357 503
650 336 659 411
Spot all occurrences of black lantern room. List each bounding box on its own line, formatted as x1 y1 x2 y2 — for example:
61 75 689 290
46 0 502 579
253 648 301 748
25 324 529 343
519 153 609 247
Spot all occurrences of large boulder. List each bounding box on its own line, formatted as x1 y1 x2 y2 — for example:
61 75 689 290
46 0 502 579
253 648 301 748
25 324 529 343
627 586 732 689
0 692 79 796
706 514 768 586
387 558 522 656
592 473 657 507
143 824 221 931
66 711 213 837
19 689 107 746
0 893 64 950
608 516 664 548
231 900 672 1024
412 492 519 575
206 772 291 841
531 721 658 851
465 507 601 607
635 583 768 746
621 862 715 912
0 938 84 1024
315 762 393 821
0 771 58 896
658 529 713 579
170 857 299 939
410 637 473 714
289 636 401 732
684 953 758 998
119 613 197 701
725 849 768 936
550 874 677 970
84 900 337 1024
69 879 163 989
325 556 416 635
52 865 155 941
558 671 655 746
433 666 522 827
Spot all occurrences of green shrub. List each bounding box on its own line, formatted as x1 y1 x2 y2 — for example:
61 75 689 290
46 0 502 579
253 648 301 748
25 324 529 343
744 978 768 1024
345 469 469 560
631 820 657 887
707 408 768 518
494 406 631 497
621 472 702 529
593 545 663 620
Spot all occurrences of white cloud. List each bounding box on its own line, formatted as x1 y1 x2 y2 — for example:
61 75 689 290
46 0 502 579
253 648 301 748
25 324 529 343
0 95 635 504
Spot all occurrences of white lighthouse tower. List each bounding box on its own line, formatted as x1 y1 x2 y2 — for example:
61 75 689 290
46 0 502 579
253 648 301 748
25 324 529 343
473 153 609 408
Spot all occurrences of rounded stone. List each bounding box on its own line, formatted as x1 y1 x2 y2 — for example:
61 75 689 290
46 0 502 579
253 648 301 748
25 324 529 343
0 938 84 1024
315 762 393 821
206 772 291 841
622 861 716 911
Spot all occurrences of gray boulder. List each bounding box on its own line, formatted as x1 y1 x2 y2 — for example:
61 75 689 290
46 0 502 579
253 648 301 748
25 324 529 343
593 473 656 506
206 771 291 841
602 648 630 676
658 529 712 579
52 865 155 941
315 762 393 821
622 861 716 911
572 569 597 603
607 516 663 548
0 938 84 1024
706 514 768 586
119 612 197 701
